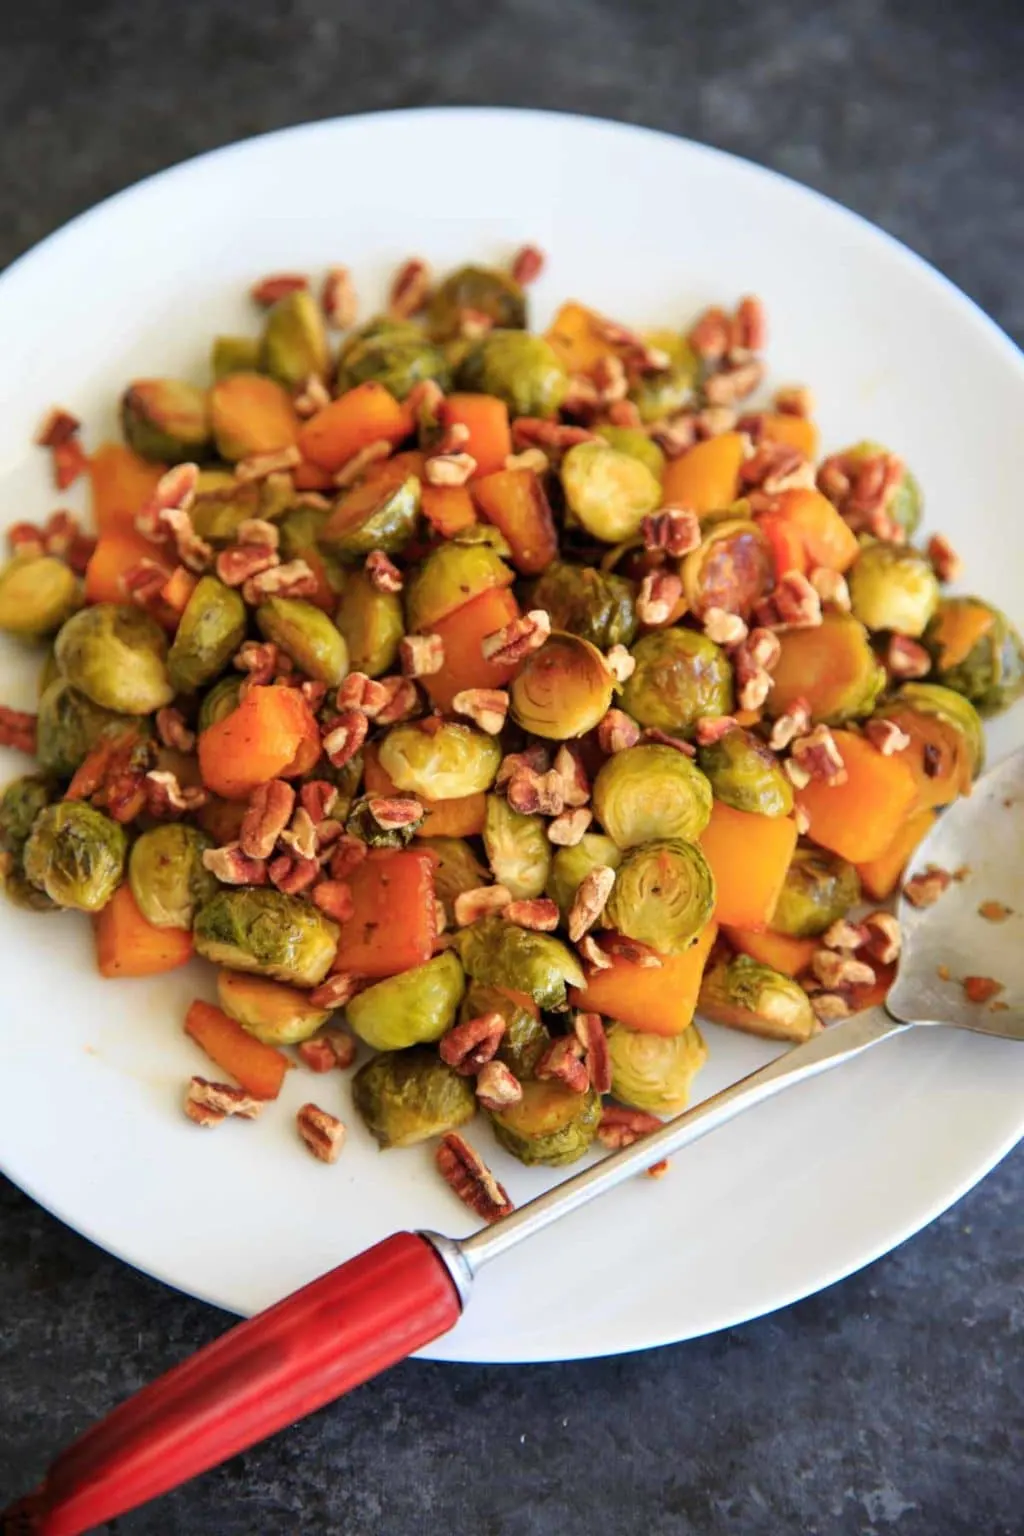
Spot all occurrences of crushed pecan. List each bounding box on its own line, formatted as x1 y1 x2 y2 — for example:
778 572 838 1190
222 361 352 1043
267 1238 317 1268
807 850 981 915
475 1060 523 1111
641 506 701 557
553 744 589 807
821 918 870 952
733 628 780 713
703 358 764 406
811 949 875 990
636 571 683 627
504 897 560 932
35 406 81 447
234 446 302 484
758 570 822 631
510 244 545 285
773 385 814 417
496 744 550 787
808 567 851 612
234 640 282 684
506 766 565 817
962 975 1003 1005
578 935 613 972
454 884 512 926
536 1036 589 1094
424 452 476 487
388 258 432 320
309 972 362 1010
50 437 89 490
862 911 901 965
436 1132 513 1224
251 272 308 305
574 1011 611 1095
512 418 597 454
703 607 748 647
863 718 910 756
322 709 369 769
243 559 319 604
440 1011 506 1075
603 644 636 684
400 634 445 678
373 676 420 725
597 708 641 754
364 549 403 593
328 836 369 880
145 770 208 818
293 374 332 418
504 447 549 474
333 439 393 489
649 413 698 457
299 780 339 825
268 852 320 895
694 715 738 747
926 533 962 584
548 806 593 847
641 728 695 757
903 866 953 908
336 672 390 716
597 1106 662 1150
279 806 318 861
739 441 812 495
239 780 296 860
320 264 357 328
202 842 268 886
791 725 847 785
567 864 616 943
452 687 509 735
886 635 930 680
216 542 279 587
0 706 37 755
297 1103 346 1163
367 796 422 831
767 697 811 751
297 1038 340 1074
186 1077 265 1122
311 880 355 923
811 992 851 1023
154 707 195 753
688 306 731 362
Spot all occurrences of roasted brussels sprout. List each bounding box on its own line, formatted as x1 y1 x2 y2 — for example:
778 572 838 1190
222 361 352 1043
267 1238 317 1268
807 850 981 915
458 330 568 418
120 379 211 463
335 569 404 677
489 1079 601 1167
848 542 940 637
766 612 885 725
197 675 243 733
256 597 348 686
681 518 774 620
606 1020 707 1114
193 888 338 985
603 839 715 955
429 838 492 925
352 1047 476 1148
509 632 614 741
345 793 424 847
924 597 1024 716
1 860 57 911
211 335 262 380
620 628 733 737
595 425 666 480
592 744 713 849
320 464 421 560
260 290 329 389
458 979 551 1077
456 915 585 1011
697 954 818 1043
530 562 638 650
326 751 364 824
0 774 55 856
0 556 80 640
845 441 922 539
345 949 465 1051
404 539 514 633
770 847 861 938
482 794 551 900
627 332 699 423
874 681 984 806
189 480 263 545
37 648 60 699
55 604 174 715
427 265 527 341
167 577 247 694
379 721 501 799
697 728 793 817
217 969 330 1045
23 801 126 912
128 824 216 929
36 680 136 778
561 441 662 544
336 321 451 400
545 833 623 921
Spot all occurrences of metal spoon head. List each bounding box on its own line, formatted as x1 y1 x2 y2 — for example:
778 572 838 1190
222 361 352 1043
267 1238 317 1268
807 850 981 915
886 747 1024 1039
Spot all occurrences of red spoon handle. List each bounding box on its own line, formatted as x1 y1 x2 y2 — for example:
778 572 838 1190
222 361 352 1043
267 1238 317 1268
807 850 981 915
18 1232 461 1536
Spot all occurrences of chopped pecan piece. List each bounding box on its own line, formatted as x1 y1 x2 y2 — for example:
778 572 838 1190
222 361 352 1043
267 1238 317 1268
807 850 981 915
373 676 420 725
454 885 512 926
504 447 549 474
234 446 302 484
496 744 550 787
641 506 701 557
510 244 545 285
251 272 308 305
808 566 851 611
321 265 357 328
811 992 851 1023
811 950 875 991
278 806 318 861
597 1105 662 1149
388 258 432 320
294 374 332 418
506 766 565 816
821 918 869 952
703 607 748 647
783 758 811 790
321 1027 358 1069
239 779 296 860
311 879 355 924
862 911 902 965
216 542 279 588
145 769 208 818
328 837 369 880
886 635 931 680
511 418 597 454
436 1132 513 1223
36 406 81 446
322 709 369 769
400 634 445 678
336 672 389 716
636 571 682 627
0 706 37 755
268 852 320 895
603 644 636 684
424 452 476 487
481 608 552 665
154 706 195 753
364 549 403 593
452 687 509 735
296 1103 346 1163
649 413 698 457
309 972 362 1010
703 358 764 406
553 744 589 807
186 1077 265 1121
573 1011 611 1095
299 780 340 824
332 439 393 490
773 384 814 417
926 533 962 583
536 1036 589 1094
243 559 319 603
863 718 910 756
578 935 613 972
367 796 422 831
201 842 268 886
547 807 593 846
475 1060 523 1111
504 897 560 932
640 728 695 757
768 697 811 752
694 715 738 747
440 1011 506 1075
597 708 641 754
962 976 1004 1005
234 640 281 684
297 1038 339 1074
791 725 847 785
567 865 616 943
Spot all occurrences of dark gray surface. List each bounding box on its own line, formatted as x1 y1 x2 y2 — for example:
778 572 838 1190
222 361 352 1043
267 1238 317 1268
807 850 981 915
1 2 1022 1532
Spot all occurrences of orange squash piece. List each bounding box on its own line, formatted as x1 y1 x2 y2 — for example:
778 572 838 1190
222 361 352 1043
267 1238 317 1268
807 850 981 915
723 925 817 979
795 730 918 864
927 601 994 671
297 382 413 472
196 796 247 845
544 301 618 374
292 459 336 492
768 488 860 574
184 1000 289 1100
699 802 798 931
472 468 559 576
755 511 809 578
661 433 746 515
332 849 438 979
94 883 194 978
856 807 937 901
198 686 318 800
441 394 512 479
758 413 819 459
89 442 165 536
422 585 521 712
569 922 718 1037
84 531 173 607
362 743 486 838
421 483 478 538
209 372 299 459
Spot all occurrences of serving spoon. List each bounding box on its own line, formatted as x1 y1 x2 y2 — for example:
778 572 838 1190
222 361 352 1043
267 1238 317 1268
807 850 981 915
4 750 1022 1536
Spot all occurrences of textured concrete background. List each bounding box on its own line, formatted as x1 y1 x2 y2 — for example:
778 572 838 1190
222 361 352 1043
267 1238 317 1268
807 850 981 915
1 1 1022 1531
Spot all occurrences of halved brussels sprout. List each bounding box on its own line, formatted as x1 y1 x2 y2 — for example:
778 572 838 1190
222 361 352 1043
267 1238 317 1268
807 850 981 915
592 744 713 849
545 833 623 921
770 847 861 938
378 721 501 799
197 675 243 734
256 597 348 686
193 888 338 985
404 539 513 634
561 441 662 544
336 322 451 400
489 1079 601 1167
603 839 715 955
845 441 922 539
530 562 638 650
697 728 793 817
456 915 585 1011
697 954 818 1042
510 632 614 741
681 519 774 620
482 794 551 900
353 1047 476 1148
459 979 551 1077
23 801 126 912
345 949 465 1051
55 604 174 715
260 290 329 389
595 425 666 480
874 681 984 806
120 379 211 463
167 577 247 694
320 464 421 560
0 557 80 640
766 612 885 725
335 569 404 678
129 824 216 929
1 860 57 911
327 750 364 824
606 1019 707 1115
427 265 527 341
217 969 331 1045
627 332 699 423
211 335 262 380
0 775 55 856
457 330 568 418
620 628 733 737
190 480 263 545
429 838 492 926
36 680 137 778
848 542 939 637
924 597 1024 716
345 793 423 848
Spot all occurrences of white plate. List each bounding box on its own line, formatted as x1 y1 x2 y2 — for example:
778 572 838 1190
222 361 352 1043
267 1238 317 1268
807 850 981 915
0 108 1021 1364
